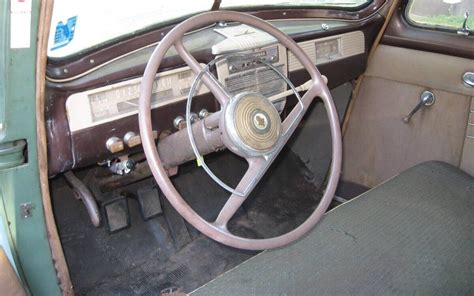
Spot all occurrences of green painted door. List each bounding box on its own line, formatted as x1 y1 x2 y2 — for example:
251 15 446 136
0 0 62 295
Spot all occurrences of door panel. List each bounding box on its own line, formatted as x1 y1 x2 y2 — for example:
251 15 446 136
342 5 474 186
343 74 471 186
365 45 474 97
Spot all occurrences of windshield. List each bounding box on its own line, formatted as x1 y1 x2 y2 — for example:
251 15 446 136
48 0 370 59
221 0 368 9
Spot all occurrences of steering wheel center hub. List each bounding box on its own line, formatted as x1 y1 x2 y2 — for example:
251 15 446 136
252 111 269 132
226 93 281 154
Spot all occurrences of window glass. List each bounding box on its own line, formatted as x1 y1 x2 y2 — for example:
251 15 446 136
221 0 371 9
406 0 473 31
48 0 372 59
48 0 213 58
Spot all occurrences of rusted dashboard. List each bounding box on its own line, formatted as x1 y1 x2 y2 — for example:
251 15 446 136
45 14 384 176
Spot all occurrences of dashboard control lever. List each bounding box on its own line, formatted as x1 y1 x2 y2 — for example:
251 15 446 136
403 90 436 124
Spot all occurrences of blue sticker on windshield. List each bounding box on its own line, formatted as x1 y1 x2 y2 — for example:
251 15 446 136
51 16 77 50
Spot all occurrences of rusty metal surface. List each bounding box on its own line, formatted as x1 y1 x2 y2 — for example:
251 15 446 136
35 0 74 294
51 148 328 294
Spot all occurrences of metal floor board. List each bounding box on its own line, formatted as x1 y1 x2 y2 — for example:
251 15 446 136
51 148 328 295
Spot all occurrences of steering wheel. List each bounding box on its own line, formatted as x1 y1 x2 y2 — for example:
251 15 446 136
139 11 342 250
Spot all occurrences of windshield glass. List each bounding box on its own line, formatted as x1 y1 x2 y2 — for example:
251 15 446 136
221 0 369 8
47 0 213 58
48 0 370 59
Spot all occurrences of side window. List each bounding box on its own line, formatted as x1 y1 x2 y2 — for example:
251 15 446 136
406 0 473 34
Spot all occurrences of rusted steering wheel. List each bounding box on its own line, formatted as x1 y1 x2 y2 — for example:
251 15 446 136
139 11 342 250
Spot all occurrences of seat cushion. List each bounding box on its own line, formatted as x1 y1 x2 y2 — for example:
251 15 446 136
191 161 474 295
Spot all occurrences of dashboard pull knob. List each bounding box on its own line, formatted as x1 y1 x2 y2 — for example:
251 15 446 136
124 132 141 148
106 137 124 153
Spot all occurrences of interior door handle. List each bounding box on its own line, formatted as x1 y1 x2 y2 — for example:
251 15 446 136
463 72 474 87
403 91 436 124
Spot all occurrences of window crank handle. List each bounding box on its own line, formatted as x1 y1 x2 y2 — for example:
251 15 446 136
403 90 435 124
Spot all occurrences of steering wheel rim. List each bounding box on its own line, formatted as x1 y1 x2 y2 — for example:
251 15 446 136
138 11 342 250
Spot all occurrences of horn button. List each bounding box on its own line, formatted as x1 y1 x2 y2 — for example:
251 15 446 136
225 93 281 155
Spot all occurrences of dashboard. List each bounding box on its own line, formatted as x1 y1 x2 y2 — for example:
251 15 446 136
66 66 209 132
45 16 383 176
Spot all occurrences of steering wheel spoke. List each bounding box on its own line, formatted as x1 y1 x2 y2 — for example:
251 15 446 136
281 82 319 138
213 156 268 228
174 39 231 106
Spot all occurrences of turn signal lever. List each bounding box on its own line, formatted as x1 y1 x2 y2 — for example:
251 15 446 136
403 90 436 124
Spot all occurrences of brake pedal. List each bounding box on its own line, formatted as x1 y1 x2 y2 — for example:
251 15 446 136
137 187 163 220
102 195 130 233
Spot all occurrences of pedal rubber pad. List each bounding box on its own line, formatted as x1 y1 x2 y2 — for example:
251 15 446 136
137 187 162 220
161 194 191 249
102 196 130 233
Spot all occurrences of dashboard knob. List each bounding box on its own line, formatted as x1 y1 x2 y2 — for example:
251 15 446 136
189 112 199 123
106 137 124 153
199 109 209 119
173 116 185 130
123 132 141 148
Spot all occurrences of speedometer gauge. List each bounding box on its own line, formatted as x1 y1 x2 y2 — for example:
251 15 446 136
66 66 208 132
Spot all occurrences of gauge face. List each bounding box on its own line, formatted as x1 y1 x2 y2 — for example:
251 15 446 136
66 67 208 132
88 75 174 123
315 39 341 63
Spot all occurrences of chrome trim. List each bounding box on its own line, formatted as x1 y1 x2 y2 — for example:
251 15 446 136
462 71 474 88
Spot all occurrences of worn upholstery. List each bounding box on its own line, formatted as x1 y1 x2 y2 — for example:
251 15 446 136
191 161 474 295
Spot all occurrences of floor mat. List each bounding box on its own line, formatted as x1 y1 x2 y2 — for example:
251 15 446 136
51 148 329 295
